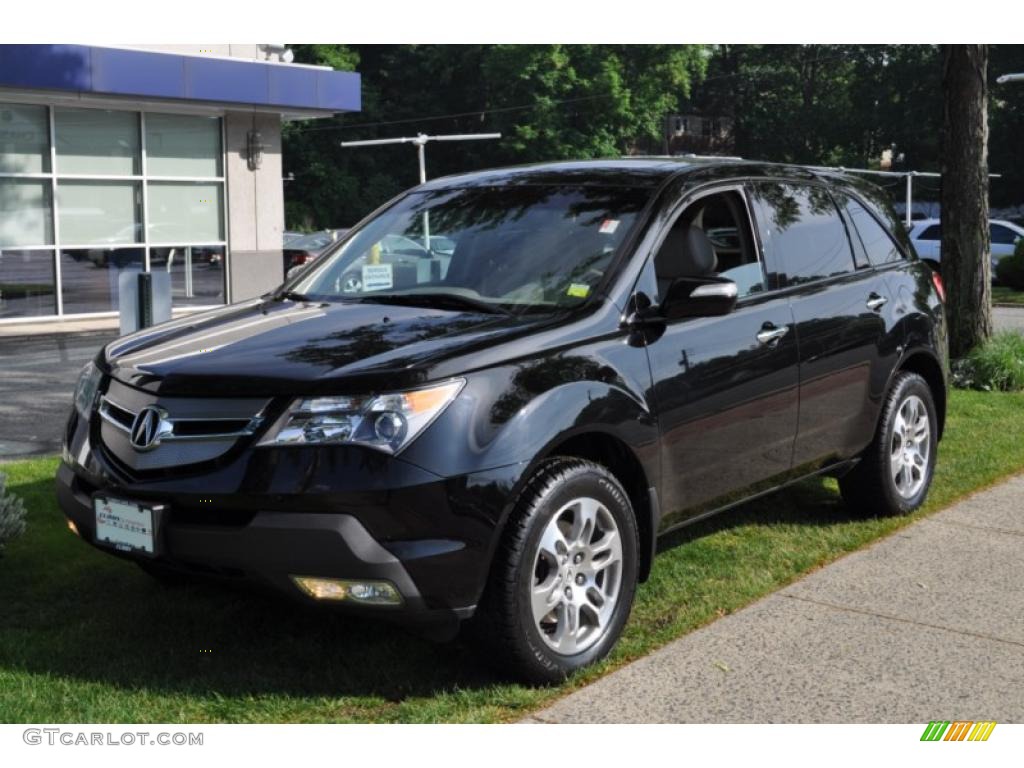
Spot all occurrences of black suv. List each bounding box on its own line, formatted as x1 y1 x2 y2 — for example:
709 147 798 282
59 159 948 682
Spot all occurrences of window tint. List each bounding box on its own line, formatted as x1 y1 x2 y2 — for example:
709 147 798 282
652 190 765 300
990 223 1019 245
297 185 650 310
846 197 904 265
918 224 941 241
749 182 855 286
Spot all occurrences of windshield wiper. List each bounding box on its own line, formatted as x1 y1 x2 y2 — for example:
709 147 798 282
277 289 312 302
355 292 515 316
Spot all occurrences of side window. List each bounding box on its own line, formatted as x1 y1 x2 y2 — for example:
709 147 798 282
652 189 766 301
846 197 905 266
918 224 942 241
749 182 856 287
990 223 1019 245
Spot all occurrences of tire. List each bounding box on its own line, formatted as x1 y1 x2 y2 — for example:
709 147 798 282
474 458 639 684
839 372 938 516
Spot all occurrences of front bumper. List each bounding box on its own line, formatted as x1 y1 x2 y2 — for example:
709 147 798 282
57 463 467 627
57 403 527 631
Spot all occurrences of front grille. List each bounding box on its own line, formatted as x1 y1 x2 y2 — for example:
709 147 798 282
97 379 270 472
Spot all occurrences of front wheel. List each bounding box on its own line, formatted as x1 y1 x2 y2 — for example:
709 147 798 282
475 458 639 684
840 372 938 516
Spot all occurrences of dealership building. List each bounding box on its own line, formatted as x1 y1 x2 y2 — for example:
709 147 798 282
0 44 360 326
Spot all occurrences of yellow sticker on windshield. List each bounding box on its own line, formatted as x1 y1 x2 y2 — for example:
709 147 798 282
567 283 591 298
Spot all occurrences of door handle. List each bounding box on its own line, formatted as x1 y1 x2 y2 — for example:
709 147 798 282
866 293 888 311
756 324 789 346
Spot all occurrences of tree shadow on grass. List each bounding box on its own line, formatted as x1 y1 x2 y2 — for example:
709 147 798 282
0 473 859 712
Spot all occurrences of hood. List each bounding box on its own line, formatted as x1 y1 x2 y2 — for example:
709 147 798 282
102 298 549 396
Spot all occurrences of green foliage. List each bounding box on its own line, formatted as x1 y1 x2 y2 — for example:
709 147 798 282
0 473 26 555
283 45 707 228
953 331 1024 391
994 239 1024 290
283 44 1022 229
695 44 943 169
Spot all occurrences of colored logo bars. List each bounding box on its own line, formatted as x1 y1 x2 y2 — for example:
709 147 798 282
920 721 997 742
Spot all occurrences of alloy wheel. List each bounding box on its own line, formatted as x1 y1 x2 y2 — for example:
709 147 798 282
530 496 623 655
889 394 931 499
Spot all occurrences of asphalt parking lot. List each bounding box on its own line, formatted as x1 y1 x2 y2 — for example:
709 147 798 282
0 331 115 460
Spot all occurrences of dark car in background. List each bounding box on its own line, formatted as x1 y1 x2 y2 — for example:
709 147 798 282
282 229 347 273
59 159 947 682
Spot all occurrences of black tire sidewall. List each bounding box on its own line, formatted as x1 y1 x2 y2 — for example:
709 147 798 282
880 375 938 513
513 464 638 679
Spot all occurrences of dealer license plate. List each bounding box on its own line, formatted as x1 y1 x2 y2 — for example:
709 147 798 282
93 496 157 555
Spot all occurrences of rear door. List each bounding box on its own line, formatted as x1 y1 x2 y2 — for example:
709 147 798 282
748 181 897 471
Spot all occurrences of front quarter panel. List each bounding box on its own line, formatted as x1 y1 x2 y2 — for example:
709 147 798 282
400 335 659 485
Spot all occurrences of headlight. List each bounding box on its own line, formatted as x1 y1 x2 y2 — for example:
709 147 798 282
73 361 102 418
260 379 464 454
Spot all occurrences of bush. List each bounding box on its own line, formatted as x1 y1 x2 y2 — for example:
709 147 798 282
995 239 1024 289
952 331 1024 392
0 472 27 556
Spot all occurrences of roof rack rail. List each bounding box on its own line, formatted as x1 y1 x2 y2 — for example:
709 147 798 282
619 153 745 161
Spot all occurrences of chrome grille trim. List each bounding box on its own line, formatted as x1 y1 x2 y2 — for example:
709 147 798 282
99 395 264 443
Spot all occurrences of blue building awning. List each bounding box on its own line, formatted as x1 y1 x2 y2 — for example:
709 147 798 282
0 45 360 113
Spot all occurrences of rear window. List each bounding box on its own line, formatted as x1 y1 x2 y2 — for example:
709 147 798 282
918 224 941 241
990 223 1019 245
846 198 905 265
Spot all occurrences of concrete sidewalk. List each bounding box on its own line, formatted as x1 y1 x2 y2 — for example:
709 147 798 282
528 475 1024 723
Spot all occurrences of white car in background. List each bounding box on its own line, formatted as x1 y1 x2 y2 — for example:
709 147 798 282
909 218 1024 271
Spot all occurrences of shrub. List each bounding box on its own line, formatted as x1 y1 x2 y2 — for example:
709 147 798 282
995 239 1024 289
952 331 1024 392
0 472 27 556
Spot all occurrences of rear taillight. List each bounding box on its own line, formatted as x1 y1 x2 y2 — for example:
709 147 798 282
931 271 946 303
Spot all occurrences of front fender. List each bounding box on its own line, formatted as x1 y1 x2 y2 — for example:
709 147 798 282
401 364 658 479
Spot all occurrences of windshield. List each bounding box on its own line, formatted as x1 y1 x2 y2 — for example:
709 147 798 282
287 231 338 251
292 185 650 312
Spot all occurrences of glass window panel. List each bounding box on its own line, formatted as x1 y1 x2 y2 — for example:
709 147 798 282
846 198 903 265
750 182 856 286
149 245 225 307
55 108 140 176
145 114 222 178
147 182 224 243
59 247 143 314
0 249 56 318
0 103 50 173
57 181 141 245
0 179 53 247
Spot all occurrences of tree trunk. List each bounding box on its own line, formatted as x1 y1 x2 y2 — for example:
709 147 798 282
941 44 991 359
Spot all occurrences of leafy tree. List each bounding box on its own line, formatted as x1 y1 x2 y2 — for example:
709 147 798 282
283 45 707 227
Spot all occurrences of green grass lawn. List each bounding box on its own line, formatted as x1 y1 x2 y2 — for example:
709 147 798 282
2 389 1024 723
992 285 1024 306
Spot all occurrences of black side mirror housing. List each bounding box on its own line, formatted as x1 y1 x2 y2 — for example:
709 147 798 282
660 276 738 319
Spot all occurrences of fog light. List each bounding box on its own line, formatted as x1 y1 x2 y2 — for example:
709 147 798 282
290 576 403 605
67 519 79 537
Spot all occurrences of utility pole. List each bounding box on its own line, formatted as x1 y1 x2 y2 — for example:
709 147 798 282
340 133 501 250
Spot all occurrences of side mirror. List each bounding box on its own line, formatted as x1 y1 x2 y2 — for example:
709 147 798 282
661 276 738 319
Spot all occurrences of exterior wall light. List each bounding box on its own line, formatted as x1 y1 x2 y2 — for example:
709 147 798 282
246 129 265 171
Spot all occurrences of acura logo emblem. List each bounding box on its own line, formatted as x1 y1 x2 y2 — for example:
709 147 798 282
130 405 171 452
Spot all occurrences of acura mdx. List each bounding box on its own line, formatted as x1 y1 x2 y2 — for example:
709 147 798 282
59 159 948 682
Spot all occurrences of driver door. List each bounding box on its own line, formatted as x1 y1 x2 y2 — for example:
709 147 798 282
641 186 799 530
